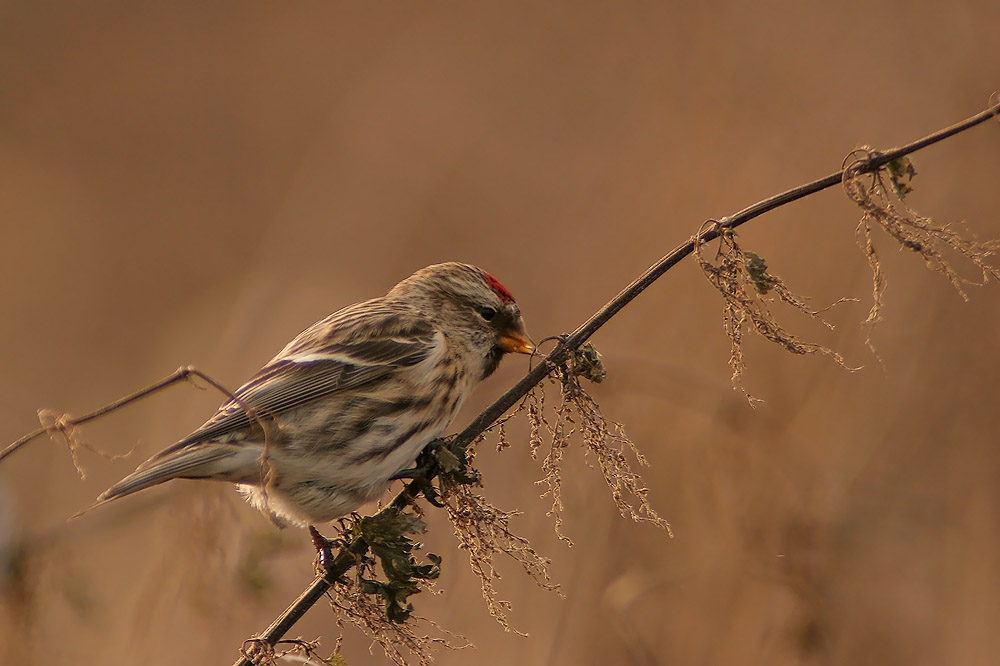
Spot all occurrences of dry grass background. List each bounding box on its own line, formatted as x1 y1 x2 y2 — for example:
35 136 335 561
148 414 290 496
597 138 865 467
1 2 999 664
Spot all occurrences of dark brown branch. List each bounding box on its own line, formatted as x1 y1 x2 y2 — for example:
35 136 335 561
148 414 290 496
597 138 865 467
230 99 1000 666
0 366 250 465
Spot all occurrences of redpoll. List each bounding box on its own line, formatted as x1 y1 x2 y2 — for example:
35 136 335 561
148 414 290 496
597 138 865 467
91 263 533 527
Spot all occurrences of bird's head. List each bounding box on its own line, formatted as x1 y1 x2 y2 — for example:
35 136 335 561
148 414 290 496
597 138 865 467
390 262 534 378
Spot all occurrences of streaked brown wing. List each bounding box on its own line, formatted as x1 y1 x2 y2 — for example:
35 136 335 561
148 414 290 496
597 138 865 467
151 309 437 458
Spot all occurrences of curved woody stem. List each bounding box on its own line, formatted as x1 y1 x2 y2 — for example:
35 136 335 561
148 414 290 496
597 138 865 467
109 101 1000 666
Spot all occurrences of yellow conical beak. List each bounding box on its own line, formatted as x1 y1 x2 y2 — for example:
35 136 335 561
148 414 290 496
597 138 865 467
498 326 535 355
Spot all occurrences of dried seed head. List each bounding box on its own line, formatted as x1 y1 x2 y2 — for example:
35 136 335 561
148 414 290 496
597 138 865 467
695 223 856 404
843 148 1000 352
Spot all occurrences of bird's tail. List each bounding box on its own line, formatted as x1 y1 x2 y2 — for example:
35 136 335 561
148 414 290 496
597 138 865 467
72 443 262 518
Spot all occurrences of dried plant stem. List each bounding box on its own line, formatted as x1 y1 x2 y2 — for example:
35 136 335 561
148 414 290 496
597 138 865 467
694 224 857 403
229 100 1000 666
843 147 1000 338
0 366 255 468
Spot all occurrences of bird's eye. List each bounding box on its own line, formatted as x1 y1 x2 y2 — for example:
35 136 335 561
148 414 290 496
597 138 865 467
477 306 497 321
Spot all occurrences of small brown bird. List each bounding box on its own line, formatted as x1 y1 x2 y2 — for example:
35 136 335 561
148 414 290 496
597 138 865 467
91 263 533 526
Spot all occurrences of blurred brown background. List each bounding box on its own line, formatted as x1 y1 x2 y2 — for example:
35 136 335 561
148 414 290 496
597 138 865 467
1 2 999 665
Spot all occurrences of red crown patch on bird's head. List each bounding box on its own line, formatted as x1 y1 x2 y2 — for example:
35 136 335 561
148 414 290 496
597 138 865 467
483 272 516 304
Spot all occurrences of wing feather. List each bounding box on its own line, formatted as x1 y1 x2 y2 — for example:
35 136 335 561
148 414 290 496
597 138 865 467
150 302 437 460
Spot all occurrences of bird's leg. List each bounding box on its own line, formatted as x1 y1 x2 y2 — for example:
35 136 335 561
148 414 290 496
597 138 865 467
309 525 334 572
310 523 356 583
389 439 446 507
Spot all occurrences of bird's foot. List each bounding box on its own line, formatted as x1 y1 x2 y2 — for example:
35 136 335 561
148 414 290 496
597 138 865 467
389 439 444 480
389 439 446 507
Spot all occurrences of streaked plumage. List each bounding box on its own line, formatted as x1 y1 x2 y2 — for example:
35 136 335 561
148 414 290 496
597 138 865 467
91 263 533 527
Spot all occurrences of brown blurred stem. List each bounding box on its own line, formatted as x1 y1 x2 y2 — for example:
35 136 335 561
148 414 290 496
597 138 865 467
0 366 254 465
230 100 1000 666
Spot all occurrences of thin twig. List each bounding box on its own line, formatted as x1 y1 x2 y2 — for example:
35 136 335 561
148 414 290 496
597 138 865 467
0 366 249 464
229 100 1000 666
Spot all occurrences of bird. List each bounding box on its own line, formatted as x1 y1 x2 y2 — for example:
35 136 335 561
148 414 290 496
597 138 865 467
87 262 533 527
